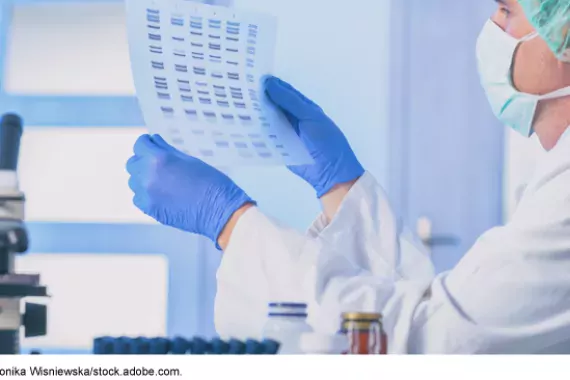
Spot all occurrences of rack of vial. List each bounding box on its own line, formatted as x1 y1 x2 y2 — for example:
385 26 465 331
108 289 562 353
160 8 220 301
93 336 280 355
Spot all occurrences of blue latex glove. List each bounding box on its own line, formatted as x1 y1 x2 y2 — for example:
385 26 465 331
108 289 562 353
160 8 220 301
265 76 365 198
126 134 255 246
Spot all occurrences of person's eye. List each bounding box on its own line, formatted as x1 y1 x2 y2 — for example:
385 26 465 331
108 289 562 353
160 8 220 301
499 6 511 16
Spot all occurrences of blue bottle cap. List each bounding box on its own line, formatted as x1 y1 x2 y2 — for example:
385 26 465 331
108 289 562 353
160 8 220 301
170 337 190 354
132 337 150 354
268 312 308 318
268 302 307 308
149 338 170 355
191 337 210 355
113 337 132 355
93 337 103 354
245 339 264 355
210 338 229 354
227 339 246 354
261 339 280 355
93 337 114 355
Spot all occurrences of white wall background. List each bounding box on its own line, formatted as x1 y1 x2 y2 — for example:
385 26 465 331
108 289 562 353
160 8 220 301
5 2 135 95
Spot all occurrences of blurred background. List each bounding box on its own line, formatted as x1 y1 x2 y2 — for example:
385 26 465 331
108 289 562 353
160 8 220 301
0 0 546 353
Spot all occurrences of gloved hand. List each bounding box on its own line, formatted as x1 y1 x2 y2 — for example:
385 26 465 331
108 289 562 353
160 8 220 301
265 76 365 198
126 134 255 246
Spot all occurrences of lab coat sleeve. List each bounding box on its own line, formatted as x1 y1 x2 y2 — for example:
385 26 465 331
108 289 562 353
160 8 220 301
215 172 434 341
306 172 435 282
214 207 317 340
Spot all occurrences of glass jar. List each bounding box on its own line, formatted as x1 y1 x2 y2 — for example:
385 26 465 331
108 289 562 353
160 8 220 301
261 302 313 354
340 312 387 354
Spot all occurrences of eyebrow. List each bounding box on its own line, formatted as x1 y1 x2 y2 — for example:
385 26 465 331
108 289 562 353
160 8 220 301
494 0 508 5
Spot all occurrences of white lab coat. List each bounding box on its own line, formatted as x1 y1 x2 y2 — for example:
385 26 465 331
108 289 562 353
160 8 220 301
215 130 570 354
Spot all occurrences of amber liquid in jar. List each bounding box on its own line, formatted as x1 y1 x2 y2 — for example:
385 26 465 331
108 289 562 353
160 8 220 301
341 312 388 355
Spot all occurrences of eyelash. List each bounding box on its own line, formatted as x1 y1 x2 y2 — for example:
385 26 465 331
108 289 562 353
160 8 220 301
500 7 511 16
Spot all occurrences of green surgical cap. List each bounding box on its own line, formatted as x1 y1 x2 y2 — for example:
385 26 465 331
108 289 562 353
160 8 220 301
518 0 570 61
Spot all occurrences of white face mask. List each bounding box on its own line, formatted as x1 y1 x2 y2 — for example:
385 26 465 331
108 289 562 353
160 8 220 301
476 20 570 138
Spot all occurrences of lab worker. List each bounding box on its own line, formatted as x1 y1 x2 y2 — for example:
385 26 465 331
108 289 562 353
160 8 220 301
127 0 570 353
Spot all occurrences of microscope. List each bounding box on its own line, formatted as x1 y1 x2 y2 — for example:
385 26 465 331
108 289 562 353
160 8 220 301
0 113 48 354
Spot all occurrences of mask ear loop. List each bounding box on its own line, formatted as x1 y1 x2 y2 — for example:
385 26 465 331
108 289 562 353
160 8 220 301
520 31 539 43
508 32 536 87
509 31 540 87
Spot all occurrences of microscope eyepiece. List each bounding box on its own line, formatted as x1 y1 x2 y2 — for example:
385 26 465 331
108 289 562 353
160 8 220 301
0 113 23 171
